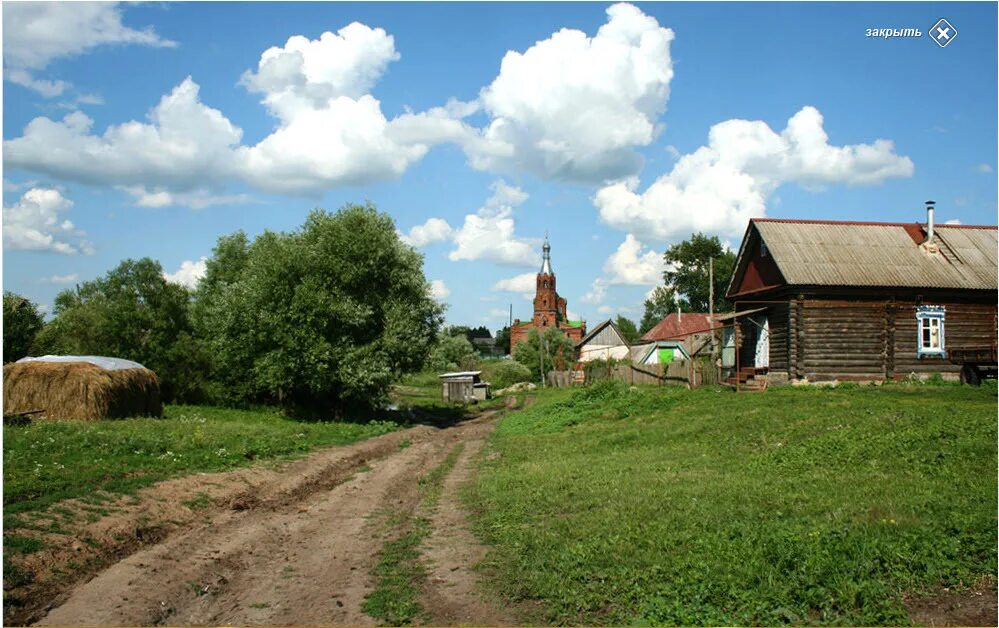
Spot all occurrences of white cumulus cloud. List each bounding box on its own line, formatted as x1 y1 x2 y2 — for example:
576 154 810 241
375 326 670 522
492 273 536 294
448 181 538 266
240 22 399 119
163 257 208 289
235 24 427 194
3 2 175 98
467 3 673 182
2 187 94 254
399 217 454 247
429 279 450 301
399 182 539 266
603 234 664 285
4 78 242 191
393 3 674 184
236 94 427 194
3 6 679 196
4 22 431 197
595 106 914 241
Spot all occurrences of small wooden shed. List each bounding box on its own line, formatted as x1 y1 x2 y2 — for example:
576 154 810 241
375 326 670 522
439 371 490 403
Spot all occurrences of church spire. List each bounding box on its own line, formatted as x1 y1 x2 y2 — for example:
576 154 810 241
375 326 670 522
540 232 552 274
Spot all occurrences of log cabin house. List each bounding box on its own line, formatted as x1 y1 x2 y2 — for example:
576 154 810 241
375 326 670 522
724 205 997 386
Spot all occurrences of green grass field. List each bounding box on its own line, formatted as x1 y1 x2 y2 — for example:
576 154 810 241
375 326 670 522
468 381 997 626
3 405 399 519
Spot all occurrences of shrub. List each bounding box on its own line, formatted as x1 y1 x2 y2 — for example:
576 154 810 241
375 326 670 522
426 334 479 373
481 360 532 389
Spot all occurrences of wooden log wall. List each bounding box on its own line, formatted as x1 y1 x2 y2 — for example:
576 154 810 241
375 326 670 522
801 300 886 379
782 297 998 381
891 302 997 377
767 302 790 374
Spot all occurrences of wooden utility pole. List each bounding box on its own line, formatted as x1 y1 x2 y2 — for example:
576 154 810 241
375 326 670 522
539 329 546 388
508 303 513 356
709 257 717 355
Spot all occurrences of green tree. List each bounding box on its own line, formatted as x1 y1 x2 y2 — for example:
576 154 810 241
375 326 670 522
639 234 737 334
466 325 492 341
35 259 207 402
639 286 676 335
513 327 575 381
662 233 736 313
494 326 511 355
445 325 471 339
427 333 479 372
190 231 249 329
3 292 45 362
195 204 444 412
615 315 639 343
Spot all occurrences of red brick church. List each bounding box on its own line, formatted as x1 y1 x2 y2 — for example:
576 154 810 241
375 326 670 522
511 236 586 350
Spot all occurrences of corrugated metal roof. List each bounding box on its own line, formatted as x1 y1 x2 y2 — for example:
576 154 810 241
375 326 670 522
753 221 997 290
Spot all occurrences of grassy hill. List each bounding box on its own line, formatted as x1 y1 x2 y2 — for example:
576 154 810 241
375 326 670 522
468 381 997 625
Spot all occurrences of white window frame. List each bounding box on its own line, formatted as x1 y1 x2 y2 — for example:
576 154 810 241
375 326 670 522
916 305 946 357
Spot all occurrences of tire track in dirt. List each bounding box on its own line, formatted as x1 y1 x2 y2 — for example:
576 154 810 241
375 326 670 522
8 424 434 626
32 411 511 627
418 417 523 626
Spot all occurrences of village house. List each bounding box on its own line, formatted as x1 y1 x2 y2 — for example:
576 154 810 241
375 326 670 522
576 317 701 366
511 236 586 350
724 204 998 385
576 319 630 363
640 311 718 359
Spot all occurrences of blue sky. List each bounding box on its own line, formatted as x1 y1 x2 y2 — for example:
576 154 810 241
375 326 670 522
3 2 997 331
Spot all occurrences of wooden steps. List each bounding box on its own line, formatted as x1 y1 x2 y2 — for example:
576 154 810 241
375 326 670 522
724 367 769 392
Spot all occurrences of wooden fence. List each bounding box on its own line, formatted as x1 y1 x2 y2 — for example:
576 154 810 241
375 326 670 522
546 358 721 389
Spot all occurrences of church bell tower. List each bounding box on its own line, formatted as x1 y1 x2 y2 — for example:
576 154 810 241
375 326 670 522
533 235 567 328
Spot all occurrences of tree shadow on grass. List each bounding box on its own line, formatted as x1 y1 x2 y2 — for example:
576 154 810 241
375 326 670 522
281 399 477 430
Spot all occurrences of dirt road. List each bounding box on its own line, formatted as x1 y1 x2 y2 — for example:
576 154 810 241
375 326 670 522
26 411 517 626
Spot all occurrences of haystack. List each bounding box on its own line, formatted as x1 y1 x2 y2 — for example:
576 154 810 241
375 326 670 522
3 361 162 421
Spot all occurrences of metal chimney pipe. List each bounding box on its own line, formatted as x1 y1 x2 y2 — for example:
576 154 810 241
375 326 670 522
925 200 936 243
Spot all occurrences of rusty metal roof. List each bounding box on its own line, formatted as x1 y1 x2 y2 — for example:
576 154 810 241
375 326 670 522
641 312 717 341
751 220 997 291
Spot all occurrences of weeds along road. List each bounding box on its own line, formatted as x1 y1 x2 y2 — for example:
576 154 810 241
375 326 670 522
33 410 516 627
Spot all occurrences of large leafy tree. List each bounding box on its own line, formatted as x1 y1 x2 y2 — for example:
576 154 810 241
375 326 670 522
195 204 444 412
3 292 45 362
640 233 736 333
513 327 575 381
662 233 736 312
34 259 207 402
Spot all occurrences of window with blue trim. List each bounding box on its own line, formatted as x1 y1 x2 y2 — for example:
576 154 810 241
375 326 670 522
916 306 946 357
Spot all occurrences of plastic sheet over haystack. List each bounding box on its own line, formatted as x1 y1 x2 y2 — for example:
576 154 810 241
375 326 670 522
16 355 148 371
3 359 162 421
